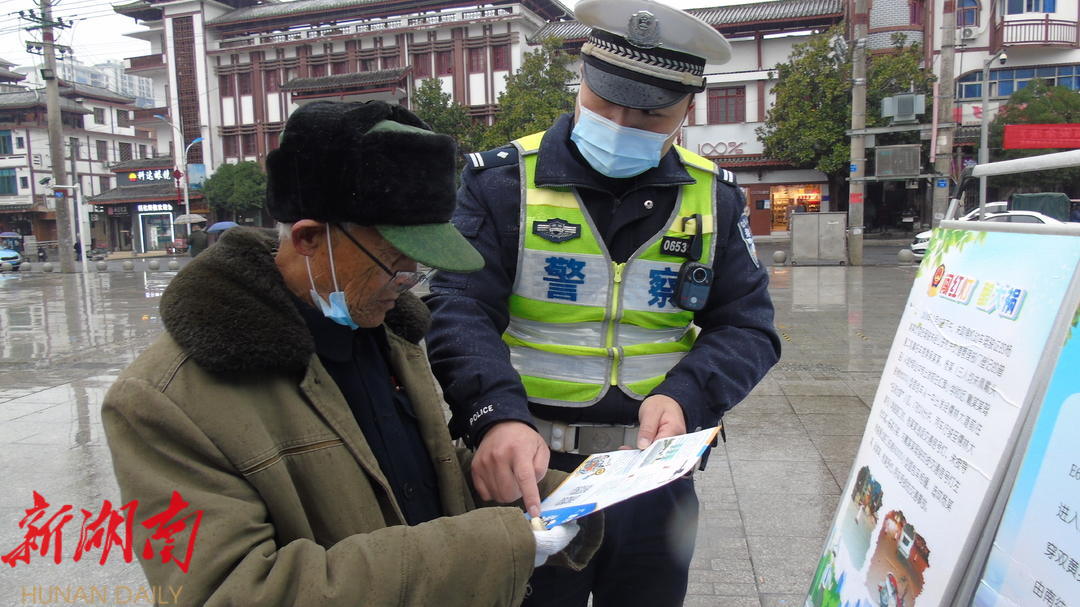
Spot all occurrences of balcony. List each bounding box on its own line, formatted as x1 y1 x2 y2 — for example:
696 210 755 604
127 53 166 73
133 107 169 125
992 17 1079 49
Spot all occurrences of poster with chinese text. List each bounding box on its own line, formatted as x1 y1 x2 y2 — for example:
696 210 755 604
805 227 1080 607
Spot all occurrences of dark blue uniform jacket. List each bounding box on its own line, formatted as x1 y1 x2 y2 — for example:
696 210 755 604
425 113 781 447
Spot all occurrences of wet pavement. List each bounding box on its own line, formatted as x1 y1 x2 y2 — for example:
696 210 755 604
0 254 916 606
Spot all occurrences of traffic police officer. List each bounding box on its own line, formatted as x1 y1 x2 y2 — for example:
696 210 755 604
425 0 781 604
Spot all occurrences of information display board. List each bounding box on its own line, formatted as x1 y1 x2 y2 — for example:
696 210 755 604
805 227 1080 607
972 308 1080 606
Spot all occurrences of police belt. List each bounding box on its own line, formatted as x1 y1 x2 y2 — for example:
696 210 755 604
532 418 639 454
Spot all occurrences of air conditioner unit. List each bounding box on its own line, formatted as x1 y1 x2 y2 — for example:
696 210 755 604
959 26 978 41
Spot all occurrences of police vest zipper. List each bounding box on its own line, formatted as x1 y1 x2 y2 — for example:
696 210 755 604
607 261 625 385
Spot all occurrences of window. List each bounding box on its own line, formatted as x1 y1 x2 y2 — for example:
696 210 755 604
412 53 431 78
266 132 280 152
0 130 11 155
910 1 924 25
360 58 376 72
265 70 281 93
223 135 238 157
467 47 485 74
382 55 399 70
310 63 327 78
492 45 510 71
220 74 234 97
436 51 453 76
956 64 1079 99
93 107 105 125
332 60 348 75
957 0 979 26
118 142 133 161
241 133 256 157
0 168 15 195
20 176 28 189
69 137 80 159
15 136 24 149
117 109 131 128
99 176 111 191
1005 0 1055 13
707 86 745 124
237 73 252 95
95 140 108 162
139 144 147 159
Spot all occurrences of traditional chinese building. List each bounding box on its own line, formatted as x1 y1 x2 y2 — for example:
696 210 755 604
87 157 206 253
0 81 154 243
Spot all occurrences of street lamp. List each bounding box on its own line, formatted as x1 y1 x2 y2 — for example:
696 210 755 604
153 114 203 236
978 48 1007 216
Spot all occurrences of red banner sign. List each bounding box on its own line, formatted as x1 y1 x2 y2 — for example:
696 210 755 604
1003 124 1080 150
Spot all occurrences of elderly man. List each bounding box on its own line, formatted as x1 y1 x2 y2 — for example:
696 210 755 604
425 0 781 605
102 101 595 607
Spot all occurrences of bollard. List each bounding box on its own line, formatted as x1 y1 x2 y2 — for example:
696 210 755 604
122 260 134 271
43 262 54 272
96 261 108 272
1 262 11 272
772 250 788 265
21 263 31 272
168 260 179 270
148 260 160 271
897 249 915 264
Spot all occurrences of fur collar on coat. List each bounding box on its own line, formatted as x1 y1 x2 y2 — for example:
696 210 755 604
159 227 430 376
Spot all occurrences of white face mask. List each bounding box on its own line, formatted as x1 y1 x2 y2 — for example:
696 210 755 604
306 224 359 330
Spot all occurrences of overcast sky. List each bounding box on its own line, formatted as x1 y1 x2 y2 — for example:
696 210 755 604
0 0 765 72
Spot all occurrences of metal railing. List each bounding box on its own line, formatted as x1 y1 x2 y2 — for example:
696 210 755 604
992 17 1079 48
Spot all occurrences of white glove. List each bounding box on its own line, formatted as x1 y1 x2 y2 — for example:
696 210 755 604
532 520 580 567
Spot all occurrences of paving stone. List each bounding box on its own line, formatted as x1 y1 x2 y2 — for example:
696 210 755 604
730 460 841 496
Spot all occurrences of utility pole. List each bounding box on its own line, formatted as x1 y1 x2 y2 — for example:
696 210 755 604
23 1 76 272
847 0 868 266
931 2 958 226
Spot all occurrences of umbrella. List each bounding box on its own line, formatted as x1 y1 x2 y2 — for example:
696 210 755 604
206 221 239 233
174 213 207 225
0 231 22 238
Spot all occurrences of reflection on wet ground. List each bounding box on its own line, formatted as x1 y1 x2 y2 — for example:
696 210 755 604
0 263 917 605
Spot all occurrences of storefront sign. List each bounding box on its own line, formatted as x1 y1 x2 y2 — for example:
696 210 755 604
137 203 173 213
126 169 174 184
697 141 747 156
973 298 1080 605
1003 124 1080 150
806 227 1080 607
106 206 129 217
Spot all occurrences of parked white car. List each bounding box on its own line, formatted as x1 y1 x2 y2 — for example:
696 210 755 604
910 202 1011 259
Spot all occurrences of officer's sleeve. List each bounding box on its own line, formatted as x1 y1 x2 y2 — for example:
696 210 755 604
424 164 534 446
650 183 781 432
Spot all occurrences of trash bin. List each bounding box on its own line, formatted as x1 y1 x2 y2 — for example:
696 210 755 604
790 212 847 265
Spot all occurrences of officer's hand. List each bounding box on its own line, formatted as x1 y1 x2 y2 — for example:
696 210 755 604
637 395 687 449
472 421 549 517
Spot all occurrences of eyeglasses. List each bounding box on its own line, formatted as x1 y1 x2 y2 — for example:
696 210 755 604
334 224 432 294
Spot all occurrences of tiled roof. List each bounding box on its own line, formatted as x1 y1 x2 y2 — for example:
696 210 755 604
59 82 135 104
0 57 15 69
110 157 176 172
208 0 420 25
0 68 25 82
531 0 843 42
0 90 91 113
281 68 410 92
88 181 202 204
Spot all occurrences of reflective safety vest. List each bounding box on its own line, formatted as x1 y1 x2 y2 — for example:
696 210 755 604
503 130 720 407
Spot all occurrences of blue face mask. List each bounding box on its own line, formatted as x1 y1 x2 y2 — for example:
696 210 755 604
306 225 360 330
570 104 681 178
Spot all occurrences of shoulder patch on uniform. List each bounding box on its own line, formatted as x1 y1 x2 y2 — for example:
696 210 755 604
738 215 760 268
718 169 738 186
466 146 518 170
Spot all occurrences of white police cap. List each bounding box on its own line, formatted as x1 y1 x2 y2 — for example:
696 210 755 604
575 0 732 110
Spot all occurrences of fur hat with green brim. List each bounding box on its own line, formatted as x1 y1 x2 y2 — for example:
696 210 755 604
266 100 483 272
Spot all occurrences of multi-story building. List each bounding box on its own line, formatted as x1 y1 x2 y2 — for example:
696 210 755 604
17 59 159 108
0 82 154 245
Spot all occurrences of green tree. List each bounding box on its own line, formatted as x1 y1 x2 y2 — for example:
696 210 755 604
987 80 1080 195
203 161 266 220
412 77 480 153
480 38 575 150
757 27 935 204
